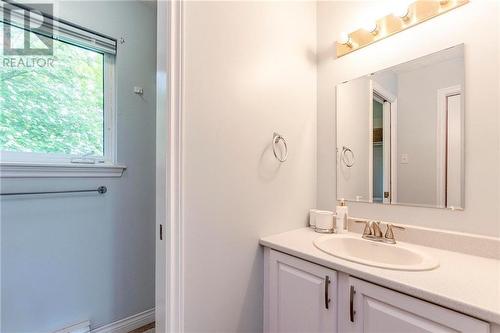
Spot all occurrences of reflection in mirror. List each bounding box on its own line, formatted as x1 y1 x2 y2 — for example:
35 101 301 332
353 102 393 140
336 44 464 209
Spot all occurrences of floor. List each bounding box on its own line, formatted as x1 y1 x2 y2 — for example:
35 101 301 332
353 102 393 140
129 322 154 333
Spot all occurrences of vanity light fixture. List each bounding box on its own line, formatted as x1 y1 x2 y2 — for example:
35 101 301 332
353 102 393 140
339 32 353 48
393 3 410 20
336 0 469 58
363 21 379 35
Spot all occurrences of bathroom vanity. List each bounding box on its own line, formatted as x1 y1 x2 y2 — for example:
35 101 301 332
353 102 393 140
261 40 500 333
261 228 500 333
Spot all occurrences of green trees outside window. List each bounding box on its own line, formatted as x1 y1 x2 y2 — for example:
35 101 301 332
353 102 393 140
1 24 105 157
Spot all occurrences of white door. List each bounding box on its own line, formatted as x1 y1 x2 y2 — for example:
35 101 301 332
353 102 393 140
344 277 489 333
265 249 337 333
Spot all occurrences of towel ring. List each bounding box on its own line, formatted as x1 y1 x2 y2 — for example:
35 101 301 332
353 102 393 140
272 132 288 162
341 146 355 167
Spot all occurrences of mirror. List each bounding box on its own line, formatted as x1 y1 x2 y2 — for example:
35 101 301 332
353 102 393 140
336 44 464 209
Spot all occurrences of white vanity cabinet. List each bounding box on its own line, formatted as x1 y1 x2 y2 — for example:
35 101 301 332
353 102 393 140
264 249 337 333
264 249 490 333
342 276 490 333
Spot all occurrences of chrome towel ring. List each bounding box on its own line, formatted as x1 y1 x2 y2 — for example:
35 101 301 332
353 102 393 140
341 146 355 167
272 132 288 162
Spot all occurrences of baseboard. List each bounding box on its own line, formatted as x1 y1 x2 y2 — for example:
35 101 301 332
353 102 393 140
53 321 91 333
91 308 154 333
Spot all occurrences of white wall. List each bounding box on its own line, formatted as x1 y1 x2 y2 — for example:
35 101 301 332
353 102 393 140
337 77 371 202
373 71 398 97
396 57 464 206
182 1 316 331
1 2 156 331
317 0 500 236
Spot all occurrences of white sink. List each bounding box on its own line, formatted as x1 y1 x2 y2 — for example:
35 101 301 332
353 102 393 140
313 234 439 271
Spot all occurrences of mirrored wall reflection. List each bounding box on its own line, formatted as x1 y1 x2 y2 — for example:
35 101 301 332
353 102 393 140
336 44 465 209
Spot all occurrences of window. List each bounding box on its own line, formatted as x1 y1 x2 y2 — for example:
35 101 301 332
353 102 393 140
0 3 123 176
1 24 108 161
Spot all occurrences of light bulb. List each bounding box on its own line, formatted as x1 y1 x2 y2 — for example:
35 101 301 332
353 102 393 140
362 21 378 34
339 32 352 46
393 3 410 19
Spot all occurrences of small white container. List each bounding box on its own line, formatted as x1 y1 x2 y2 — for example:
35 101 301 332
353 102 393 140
314 210 335 233
309 209 319 228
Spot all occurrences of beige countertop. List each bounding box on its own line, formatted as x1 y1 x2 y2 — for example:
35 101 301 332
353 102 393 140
260 228 500 324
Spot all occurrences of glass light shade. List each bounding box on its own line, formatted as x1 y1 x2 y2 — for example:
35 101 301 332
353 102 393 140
393 3 410 18
339 32 351 45
362 21 378 33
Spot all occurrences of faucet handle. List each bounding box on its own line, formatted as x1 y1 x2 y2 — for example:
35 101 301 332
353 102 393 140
371 221 383 238
384 224 405 244
354 220 372 236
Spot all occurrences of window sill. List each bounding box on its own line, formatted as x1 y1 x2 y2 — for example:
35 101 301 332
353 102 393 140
0 162 126 178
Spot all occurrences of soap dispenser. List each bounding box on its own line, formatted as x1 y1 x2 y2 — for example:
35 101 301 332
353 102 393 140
335 199 348 233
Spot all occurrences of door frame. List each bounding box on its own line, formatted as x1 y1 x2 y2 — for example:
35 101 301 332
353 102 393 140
156 1 184 332
436 85 462 208
370 81 398 204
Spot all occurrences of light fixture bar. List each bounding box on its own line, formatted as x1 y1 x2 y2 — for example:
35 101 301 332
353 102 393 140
336 0 469 58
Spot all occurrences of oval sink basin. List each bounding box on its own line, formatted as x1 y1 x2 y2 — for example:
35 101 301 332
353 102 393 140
313 234 439 271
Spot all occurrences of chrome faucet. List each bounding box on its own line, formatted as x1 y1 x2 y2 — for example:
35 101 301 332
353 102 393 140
355 220 405 244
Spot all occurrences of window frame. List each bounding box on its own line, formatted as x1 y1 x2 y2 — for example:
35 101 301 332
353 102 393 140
104 52 117 165
0 52 125 178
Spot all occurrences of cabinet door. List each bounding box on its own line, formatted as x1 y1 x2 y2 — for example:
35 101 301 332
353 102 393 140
343 277 489 333
264 249 337 333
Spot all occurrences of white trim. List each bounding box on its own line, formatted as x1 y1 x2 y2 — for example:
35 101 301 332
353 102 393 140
155 1 167 331
168 0 184 330
53 321 90 333
368 80 374 203
0 162 125 178
372 82 396 102
0 151 106 164
104 53 117 165
382 100 391 204
155 1 168 331
91 308 154 333
390 100 398 203
156 1 184 332
436 85 462 208
263 248 271 333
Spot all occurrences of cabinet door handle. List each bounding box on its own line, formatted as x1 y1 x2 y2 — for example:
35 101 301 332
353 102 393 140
350 285 356 322
324 275 331 309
